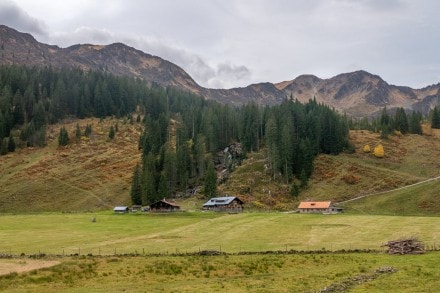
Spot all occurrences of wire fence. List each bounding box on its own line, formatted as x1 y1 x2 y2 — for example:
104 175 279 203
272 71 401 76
1 241 438 258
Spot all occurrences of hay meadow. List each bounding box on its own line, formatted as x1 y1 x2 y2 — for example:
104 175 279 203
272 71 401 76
1 212 440 292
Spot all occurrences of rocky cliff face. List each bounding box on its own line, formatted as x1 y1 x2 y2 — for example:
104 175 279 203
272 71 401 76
1 25 439 116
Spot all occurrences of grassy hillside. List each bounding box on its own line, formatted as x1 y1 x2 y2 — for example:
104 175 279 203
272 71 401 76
1 117 439 214
218 129 440 213
0 117 142 212
301 129 440 203
341 178 440 215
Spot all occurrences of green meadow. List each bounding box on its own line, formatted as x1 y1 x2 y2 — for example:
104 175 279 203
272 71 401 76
0 252 439 292
0 212 439 292
1 212 439 255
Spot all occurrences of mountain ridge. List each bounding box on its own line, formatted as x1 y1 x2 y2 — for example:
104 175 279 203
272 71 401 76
1 24 439 116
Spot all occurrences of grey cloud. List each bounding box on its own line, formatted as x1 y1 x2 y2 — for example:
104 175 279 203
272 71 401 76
357 0 405 11
127 37 252 89
51 27 114 46
0 0 47 36
210 63 252 89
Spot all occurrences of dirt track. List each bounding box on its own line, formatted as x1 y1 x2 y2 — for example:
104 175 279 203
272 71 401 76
336 175 440 204
0 259 60 276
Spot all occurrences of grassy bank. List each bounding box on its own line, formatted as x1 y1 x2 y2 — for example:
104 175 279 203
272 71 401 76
0 252 439 292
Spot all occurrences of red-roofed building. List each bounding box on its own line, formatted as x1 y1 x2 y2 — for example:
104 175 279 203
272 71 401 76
297 201 343 214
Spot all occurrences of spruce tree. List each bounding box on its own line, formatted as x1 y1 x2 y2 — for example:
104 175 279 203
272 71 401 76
299 169 308 188
157 172 170 199
394 107 409 134
7 135 15 152
84 124 92 137
204 161 218 198
142 152 157 204
75 123 81 139
290 180 300 197
130 163 142 205
409 112 422 134
109 125 115 140
0 138 7 155
58 126 69 146
432 106 440 129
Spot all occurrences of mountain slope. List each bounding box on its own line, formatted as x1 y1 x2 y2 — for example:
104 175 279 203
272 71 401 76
0 25 202 94
276 70 440 117
0 117 142 212
1 24 439 116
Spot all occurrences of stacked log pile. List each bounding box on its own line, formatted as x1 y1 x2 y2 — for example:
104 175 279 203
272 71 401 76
383 238 424 255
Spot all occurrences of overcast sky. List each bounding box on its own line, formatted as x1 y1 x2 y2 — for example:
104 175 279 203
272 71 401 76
1 0 440 89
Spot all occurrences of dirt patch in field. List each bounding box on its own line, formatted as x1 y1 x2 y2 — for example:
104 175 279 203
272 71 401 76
0 259 60 276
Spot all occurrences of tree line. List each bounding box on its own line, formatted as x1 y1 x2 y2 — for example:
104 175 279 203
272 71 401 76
0 65 145 152
349 106 440 136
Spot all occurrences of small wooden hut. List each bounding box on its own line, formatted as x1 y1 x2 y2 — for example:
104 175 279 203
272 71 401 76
113 206 129 213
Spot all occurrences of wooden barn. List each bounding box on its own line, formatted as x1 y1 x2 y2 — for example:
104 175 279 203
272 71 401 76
203 196 244 212
297 201 343 214
131 205 142 212
113 206 129 213
149 199 181 212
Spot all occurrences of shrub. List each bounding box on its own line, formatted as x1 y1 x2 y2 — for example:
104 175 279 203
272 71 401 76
373 144 384 158
363 144 371 153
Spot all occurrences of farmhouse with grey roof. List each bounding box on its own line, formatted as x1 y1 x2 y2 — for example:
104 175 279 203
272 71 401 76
203 196 244 213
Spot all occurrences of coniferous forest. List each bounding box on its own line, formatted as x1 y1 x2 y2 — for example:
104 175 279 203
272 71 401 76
3 65 431 205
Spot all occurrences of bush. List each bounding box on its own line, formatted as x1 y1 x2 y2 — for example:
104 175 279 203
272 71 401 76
363 144 371 153
373 144 384 158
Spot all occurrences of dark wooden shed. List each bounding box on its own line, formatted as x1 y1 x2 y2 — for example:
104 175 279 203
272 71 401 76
149 199 181 212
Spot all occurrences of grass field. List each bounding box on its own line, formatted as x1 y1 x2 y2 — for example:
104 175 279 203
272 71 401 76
0 252 439 292
1 212 439 255
0 212 439 292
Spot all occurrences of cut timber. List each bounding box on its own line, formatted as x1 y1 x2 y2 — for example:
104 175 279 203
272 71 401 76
383 238 425 255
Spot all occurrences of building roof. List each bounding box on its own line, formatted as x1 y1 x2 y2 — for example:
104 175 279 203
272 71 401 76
203 196 243 207
113 206 129 211
298 201 332 209
150 199 180 208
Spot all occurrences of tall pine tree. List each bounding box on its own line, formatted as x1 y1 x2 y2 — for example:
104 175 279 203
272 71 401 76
130 163 142 205
432 106 440 129
204 160 217 198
